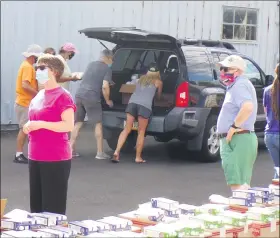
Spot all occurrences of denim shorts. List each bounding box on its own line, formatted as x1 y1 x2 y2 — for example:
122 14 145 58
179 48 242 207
264 133 279 178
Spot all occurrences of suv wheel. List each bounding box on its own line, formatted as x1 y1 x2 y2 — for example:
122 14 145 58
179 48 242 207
200 115 221 163
106 132 136 153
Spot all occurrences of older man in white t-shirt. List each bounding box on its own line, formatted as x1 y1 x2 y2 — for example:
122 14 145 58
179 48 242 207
56 43 81 90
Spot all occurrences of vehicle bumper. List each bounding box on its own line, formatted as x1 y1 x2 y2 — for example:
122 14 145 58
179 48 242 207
102 107 211 139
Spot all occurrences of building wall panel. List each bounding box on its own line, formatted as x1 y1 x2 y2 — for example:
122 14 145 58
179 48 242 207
1 1 278 124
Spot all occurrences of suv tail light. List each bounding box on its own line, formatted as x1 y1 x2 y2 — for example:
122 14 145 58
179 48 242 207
176 82 189 107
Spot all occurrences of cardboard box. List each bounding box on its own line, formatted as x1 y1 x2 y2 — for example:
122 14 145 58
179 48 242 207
249 221 279 238
119 84 135 104
208 226 247 238
249 188 272 198
229 197 254 207
151 197 179 211
1 199 7 219
119 84 174 107
68 221 98 235
118 211 157 226
1 218 32 231
1 230 45 237
272 179 279 186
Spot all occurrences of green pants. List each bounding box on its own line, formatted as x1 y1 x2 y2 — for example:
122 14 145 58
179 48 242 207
220 133 258 185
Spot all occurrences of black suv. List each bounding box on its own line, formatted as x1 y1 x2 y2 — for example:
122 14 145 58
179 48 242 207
79 27 274 162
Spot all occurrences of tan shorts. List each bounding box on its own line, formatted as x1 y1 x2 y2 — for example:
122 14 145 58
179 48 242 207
15 104 28 129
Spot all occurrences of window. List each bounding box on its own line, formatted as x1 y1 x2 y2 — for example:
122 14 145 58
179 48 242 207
135 50 160 72
111 49 131 71
211 52 230 79
243 59 262 85
211 53 263 85
222 7 258 41
184 50 213 82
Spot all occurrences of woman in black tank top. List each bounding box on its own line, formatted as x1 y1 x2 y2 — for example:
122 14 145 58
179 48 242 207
112 63 163 163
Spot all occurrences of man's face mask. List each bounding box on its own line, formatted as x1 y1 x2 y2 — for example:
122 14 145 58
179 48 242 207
68 52 75 60
220 67 237 86
36 65 50 84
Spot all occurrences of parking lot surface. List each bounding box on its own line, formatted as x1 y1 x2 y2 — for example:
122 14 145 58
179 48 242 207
1 125 273 220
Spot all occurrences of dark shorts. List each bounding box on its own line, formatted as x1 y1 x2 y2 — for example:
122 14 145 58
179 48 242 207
125 103 152 119
75 97 102 124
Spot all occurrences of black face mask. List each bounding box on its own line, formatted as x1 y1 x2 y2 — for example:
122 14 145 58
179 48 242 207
69 52 75 60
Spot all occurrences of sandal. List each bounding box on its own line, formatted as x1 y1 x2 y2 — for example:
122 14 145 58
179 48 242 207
135 159 146 164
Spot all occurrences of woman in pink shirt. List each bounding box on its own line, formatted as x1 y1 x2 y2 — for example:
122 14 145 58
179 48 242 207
23 54 76 215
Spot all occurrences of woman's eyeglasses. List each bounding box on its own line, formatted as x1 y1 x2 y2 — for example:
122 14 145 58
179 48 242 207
35 65 48 71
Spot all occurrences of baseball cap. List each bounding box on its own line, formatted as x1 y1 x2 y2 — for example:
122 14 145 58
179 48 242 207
61 43 78 53
218 55 246 72
22 44 43 58
148 62 159 72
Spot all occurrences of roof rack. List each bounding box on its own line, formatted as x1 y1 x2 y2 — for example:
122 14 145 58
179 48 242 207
179 39 237 51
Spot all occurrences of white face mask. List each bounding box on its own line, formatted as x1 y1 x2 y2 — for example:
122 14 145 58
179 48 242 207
36 68 49 84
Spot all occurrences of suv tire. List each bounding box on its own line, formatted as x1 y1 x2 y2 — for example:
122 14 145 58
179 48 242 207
106 132 137 153
200 114 221 163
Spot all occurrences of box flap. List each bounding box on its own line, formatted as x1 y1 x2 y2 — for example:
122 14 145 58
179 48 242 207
119 84 136 94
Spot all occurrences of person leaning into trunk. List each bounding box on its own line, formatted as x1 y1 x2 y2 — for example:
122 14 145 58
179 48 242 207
112 62 163 163
216 55 258 191
70 49 114 160
14 44 43 164
263 63 279 179
56 43 81 90
23 54 76 214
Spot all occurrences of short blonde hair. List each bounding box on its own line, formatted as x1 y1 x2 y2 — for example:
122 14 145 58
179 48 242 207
37 54 64 79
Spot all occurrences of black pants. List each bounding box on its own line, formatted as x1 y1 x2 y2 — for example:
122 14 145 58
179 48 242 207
29 159 71 215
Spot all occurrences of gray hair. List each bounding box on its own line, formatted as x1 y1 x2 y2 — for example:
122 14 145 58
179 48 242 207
100 49 113 59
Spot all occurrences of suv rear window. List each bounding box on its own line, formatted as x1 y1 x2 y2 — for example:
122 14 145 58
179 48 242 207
184 50 213 82
112 49 132 71
112 48 178 73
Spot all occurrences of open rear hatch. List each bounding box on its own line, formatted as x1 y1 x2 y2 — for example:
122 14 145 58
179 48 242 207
79 27 178 46
79 27 181 116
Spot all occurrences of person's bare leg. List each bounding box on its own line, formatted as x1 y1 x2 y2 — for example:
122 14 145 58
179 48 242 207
95 122 104 154
135 116 149 163
16 129 27 153
95 122 112 160
14 128 29 163
113 114 134 161
70 122 83 154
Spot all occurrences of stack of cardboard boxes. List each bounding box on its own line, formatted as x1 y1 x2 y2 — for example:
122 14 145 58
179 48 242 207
0 179 279 237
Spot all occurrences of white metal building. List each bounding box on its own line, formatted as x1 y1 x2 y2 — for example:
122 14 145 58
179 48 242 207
1 1 279 125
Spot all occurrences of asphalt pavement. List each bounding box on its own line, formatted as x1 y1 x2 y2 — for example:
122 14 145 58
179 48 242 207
1 125 274 220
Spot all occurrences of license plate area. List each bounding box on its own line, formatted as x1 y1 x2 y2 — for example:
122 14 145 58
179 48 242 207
123 121 138 130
